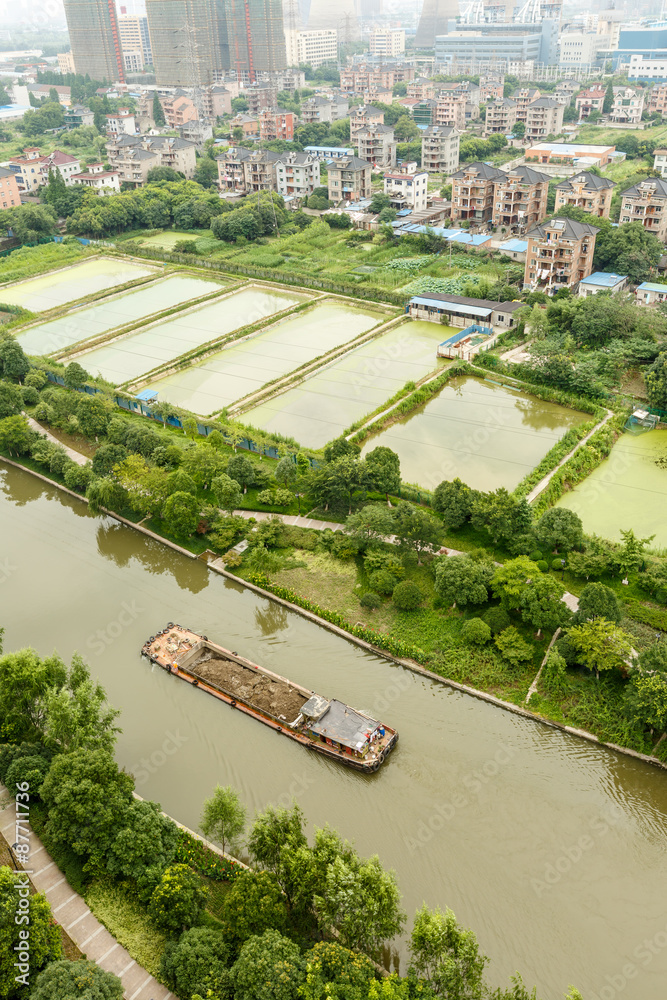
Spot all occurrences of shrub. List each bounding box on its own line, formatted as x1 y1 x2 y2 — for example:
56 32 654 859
360 591 381 610
461 618 492 646
392 580 424 611
369 569 398 595
495 626 534 666
25 370 47 390
537 560 549 572
148 864 209 932
540 649 569 697
555 634 579 666
161 927 231 999
30 960 123 1000
530 550 543 562
551 557 565 572
5 754 51 798
21 385 39 406
482 606 511 634
49 448 71 475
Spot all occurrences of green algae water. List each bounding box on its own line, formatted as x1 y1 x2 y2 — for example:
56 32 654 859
360 376 589 493
556 428 667 546
0 258 156 311
16 275 224 356
244 320 452 449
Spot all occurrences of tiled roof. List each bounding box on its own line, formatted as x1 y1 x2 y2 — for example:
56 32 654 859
452 160 505 180
527 217 600 240
557 171 615 191
622 176 667 198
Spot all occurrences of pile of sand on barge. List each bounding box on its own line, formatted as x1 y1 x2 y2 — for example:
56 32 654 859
191 650 308 722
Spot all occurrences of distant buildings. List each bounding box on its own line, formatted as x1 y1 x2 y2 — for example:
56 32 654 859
524 97 564 142
0 167 22 209
421 126 460 174
284 29 337 70
63 0 125 84
369 30 405 57
415 0 459 49
64 105 95 128
216 147 320 200
9 149 82 193
301 96 349 124
525 217 599 293
619 176 667 243
554 171 614 218
118 14 153 69
485 98 517 135
353 123 396 168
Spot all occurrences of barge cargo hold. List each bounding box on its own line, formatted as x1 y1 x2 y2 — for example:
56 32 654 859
141 624 398 772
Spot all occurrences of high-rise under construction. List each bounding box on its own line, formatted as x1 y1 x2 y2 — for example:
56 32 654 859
415 0 460 48
223 0 287 78
62 0 126 83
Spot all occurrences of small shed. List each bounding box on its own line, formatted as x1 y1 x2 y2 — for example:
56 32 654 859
577 272 628 297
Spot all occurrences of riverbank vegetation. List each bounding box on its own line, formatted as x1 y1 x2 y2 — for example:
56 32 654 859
0 634 583 1000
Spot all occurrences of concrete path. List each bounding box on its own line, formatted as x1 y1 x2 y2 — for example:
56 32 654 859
525 409 614 504
0 784 172 1000
25 415 88 467
233 508 346 532
499 340 533 364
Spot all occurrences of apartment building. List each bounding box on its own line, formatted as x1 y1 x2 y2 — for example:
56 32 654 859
162 96 197 128
118 14 152 67
554 171 615 218
413 100 437 128
201 86 232 118
259 108 295 142
511 87 540 122
480 75 504 102
525 217 599 293
106 134 197 186
554 81 577 106
383 163 428 211
451 161 506 225
300 96 348 123
284 29 338 70
485 98 517 135
63 105 95 128
230 113 259 136
360 86 393 104
57 51 75 74
524 97 564 142
326 155 372 203
275 152 320 200
353 124 396 168
654 149 667 179
407 78 436 101
369 29 405 57
421 126 460 174
619 176 667 242
610 86 644 125
575 85 606 119
434 92 467 130
492 164 549 232
242 84 278 114
349 104 384 131
70 162 120 193
0 167 21 209
648 83 667 116
8 149 81 193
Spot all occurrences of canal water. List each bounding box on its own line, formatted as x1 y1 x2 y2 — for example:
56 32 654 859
1 463 666 1000
556 428 667 548
360 376 589 494
0 258 156 312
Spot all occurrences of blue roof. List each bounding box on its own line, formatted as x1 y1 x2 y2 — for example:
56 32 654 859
499 238 528 253
411 295 492 318
637 282 667 292
136 388 158 402
304 145 354 153
580 271 627 286
392 224 492 246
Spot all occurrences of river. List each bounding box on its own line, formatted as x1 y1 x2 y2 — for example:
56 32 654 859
1 463 666 1000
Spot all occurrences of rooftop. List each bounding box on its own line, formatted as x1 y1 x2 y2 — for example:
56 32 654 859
622 176 667 198
527 217 600 240
410 291 523 315
637 282 667 292
306 699 380 752
452 160 505 181
526 142 615 154
498 238 528 253
557 171 615 191
580 271 627 286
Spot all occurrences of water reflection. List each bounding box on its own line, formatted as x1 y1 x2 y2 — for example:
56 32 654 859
255 599 290 636
96 520 209 594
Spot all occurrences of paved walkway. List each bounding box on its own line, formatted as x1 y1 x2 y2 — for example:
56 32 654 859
0 784 172 1000
525 409 614 504
25 415 88 467
233 508 346 531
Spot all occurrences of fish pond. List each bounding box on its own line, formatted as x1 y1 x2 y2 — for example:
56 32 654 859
77 286 303 385
145 300 386 415
360 375 590 493
556 428 667 547
0 257 156 312
244 320 453 450
16 274 225 356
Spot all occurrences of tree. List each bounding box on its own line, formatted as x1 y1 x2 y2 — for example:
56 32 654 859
433 478 474 530
161 928 231 1000
63 361 89 390
0 867 63 997
40 653 121 753
491 557 537 610
434 556 494 608
519 575 570 636
461 618 492 646
153 90 165 125
572 582 621 625
92 442 128 476
183 445 224 489
495 626 534 667
344 504 395 548
594 222 662 283
615 528 654 577
0 339 30 382
0 414 34 456
392 580 424 610
227 454 256 492
471 489 532 547
603 80 614 114
298 941 377 1000
275 456 297 488
392 501 441 559
323 436 360 462
513 120 526 138
0 648 67 743
409 905 488 1000
162 490 200 537
0 203 57 242
232 930 305 1000
534 507 583 554
76 394 109 437
85 476 128 515
106 799 178 885
365 445 400 502
200 784 246 854
40 748 133 856
248 802 307 874
311 455 368 513
212 473 243 513
0 381 23 419
31 960 124 1000
566 618 633 679
149 864 208 932
646 352 667 410
627 671 667 736
566 538 614 580
220 871 289 952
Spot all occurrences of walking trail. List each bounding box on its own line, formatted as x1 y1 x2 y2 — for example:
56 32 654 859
525 408 614 504
25 415 88 466
0 783 172 1000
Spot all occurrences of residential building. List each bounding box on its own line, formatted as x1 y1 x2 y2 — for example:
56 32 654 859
349 104 384 131
451 161 505 225
492 164 550 233
369 30 405 57
654 149 667 179
230 112 259 136
407 78 435 101
383 163 429 212
201 85 232 118
216 147 281 193
648 83 667 116
635 281 667 307
242 83 278 114
407 292 522 330
413 100 438 128
302 145 354 161
497 237 528 262
179 120 213 147
480 75 504 102
353 124 396 168
628 55 667 83
118 14 153 67
511 87 540 123
0 167 21 209
57 51 76 75
578 272 628 298
434 92 467 130
610 86 644 126
63 0 125 84
524 217 599 293
554 81 577 106
64 104 95 128
106 134 197 186
259 108 295 141
70 162 120 193
8 149 82 193
275 152 320 200
524 97 564 142
339 65 413 94
284 29 338 70
485 98 516 135
105 111 136 136
554 171 615 218
326 155 372 204
27 84 72 107
575 86 606 119
619 176 667 243
162 95 198 128
421 125 460 174
525 142 616 168
360 86 393 104
217 146 253 193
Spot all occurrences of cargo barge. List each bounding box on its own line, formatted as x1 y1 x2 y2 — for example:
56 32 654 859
141 624 398 772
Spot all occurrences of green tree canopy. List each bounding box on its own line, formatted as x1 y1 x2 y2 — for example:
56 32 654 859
220 870 289 953
365 446 400 501
106 799 178 885
433 478 475 530
30 960 124 1000
212 473 243 513
148 864 209 932
491 557 538 610
572 582 622 625
345 503 395 548
645 351 667 410
200 784 246 854
566 618 633 679
534 507 583 554
434 555 494 608
161 927 231 1000
0 868 63 998
0 339 30 382
392 501 441 558
162 490 200 537
409 904 488 1000
0 415 35 456
471 489 532 547
519 574 570 635
153 90 166 125
0 381 23 420
232 929 305 1000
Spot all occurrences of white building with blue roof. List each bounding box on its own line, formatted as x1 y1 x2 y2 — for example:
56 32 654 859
635 281 667 307
577 272 628 297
